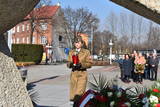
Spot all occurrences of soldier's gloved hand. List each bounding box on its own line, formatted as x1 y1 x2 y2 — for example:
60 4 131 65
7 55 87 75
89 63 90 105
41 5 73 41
72 64 77 71
69 62 74 68
76 63 81 69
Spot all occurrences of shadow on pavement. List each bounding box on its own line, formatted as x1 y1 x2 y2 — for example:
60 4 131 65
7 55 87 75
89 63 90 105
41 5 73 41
29 76 59 84
34 105 57 107
27 83 36 90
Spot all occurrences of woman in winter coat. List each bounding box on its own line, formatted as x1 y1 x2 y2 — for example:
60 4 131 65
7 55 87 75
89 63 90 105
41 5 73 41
134 53 146 84
123 54 132 83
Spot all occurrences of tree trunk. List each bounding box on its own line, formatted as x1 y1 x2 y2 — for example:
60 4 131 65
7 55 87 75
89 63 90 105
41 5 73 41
30 20 34 44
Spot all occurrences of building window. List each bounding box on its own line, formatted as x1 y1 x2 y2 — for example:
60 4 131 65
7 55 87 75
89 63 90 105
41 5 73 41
40 36 47 44
12 27 15 33
17 38 20 43
27 24 29 31
32 36 35 44
22 37 25 43
22 25 25 31
27 37 29 44
59 35 62 41
17 26 20 32
40 23 47 30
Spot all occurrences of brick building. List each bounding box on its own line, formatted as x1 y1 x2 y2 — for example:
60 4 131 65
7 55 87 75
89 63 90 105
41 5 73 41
12 4 61 45
11 3 71 62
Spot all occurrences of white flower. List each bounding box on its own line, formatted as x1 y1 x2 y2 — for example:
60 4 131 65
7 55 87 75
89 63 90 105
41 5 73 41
117 91 122 97
155 82 160 87
149 95 159 103
125 102 131 107
110 101 115 107
107 92 113 97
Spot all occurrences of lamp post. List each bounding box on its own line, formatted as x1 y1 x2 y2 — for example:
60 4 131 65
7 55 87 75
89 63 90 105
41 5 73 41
109 39 113 64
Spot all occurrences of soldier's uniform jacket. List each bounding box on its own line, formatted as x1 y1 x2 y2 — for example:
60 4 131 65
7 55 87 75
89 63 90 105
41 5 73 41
67 48 92 70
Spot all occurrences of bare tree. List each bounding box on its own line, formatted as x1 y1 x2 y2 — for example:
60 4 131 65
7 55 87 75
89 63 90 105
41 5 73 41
105 10 160 52
136 15 143 49
119 12 128 37
147 21 153 48
128 13 136 50
106 11 118 35
52 8 73 48
147 26 160 49
63 7 99 45
93 30 116 55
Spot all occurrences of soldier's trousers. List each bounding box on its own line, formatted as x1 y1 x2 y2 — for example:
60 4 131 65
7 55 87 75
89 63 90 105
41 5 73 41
70 71 87 101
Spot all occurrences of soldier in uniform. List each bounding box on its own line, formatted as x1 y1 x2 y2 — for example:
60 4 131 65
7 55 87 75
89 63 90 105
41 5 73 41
67 36 92 105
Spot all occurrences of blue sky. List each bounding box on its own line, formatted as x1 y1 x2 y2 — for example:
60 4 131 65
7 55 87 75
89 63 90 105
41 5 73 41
51 0 131 29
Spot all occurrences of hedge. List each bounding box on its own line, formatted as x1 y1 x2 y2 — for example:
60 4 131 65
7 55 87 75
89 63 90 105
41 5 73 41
12 44 43 64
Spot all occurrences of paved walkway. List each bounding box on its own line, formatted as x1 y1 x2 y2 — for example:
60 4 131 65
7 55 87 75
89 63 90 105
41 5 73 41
26 64 159 107
27 64 104 107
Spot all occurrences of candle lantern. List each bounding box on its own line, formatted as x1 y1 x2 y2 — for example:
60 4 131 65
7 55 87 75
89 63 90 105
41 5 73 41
72 52 79 66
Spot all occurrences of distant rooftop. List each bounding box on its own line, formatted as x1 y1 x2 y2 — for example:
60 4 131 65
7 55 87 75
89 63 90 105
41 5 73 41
25 4 60 20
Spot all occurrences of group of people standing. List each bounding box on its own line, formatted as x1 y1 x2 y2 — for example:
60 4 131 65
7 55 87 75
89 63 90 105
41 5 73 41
115 51 159 84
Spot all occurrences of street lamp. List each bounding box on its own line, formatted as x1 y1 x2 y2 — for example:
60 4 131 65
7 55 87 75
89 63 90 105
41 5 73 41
109 39 113 64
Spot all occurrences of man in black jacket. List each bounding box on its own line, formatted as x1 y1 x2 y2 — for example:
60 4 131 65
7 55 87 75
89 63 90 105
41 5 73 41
149 53 159 81
144 53 151 79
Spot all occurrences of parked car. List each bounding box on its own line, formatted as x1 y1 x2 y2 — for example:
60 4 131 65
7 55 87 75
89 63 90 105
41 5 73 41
93 55 98 60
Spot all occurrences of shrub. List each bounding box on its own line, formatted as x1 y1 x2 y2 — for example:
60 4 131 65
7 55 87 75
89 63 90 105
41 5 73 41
12 44 43 64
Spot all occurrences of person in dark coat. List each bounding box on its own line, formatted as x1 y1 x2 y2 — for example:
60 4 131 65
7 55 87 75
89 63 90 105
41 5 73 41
144 53 151 79
149 53 159 81
131 51 138 81
123 54 132 83
113 55 125 80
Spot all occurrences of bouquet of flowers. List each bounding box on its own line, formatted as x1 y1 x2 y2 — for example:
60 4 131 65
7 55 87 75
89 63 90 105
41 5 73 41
78 75 160 107
135 64 145 74
78 74 148 107
147 80 160 107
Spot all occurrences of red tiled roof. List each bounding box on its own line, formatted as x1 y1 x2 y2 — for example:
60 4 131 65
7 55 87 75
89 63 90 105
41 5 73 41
25 5 60 20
